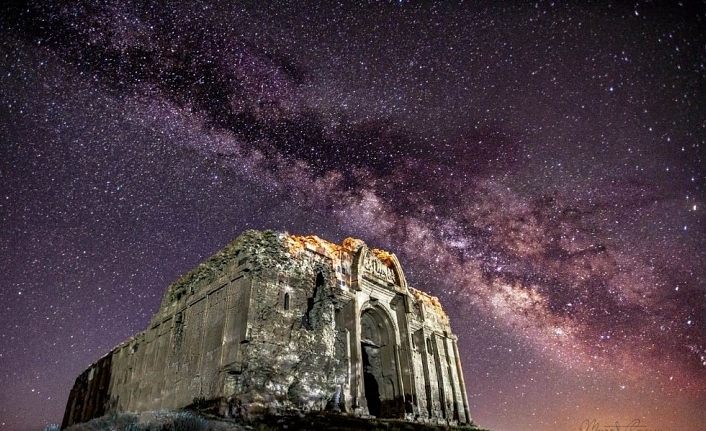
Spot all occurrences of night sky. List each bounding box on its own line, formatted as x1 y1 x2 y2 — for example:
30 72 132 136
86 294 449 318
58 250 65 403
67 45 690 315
1 2 705 430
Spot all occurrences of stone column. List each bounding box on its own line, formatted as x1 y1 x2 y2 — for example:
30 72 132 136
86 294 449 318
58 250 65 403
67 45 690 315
440 336 457 421
393 344 405 412
431 333 447 420
418 329 433 419
452 338 471 423
346 293 364 411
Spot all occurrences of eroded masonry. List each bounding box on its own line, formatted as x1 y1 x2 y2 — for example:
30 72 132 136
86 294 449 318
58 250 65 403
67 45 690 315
62 230 472 427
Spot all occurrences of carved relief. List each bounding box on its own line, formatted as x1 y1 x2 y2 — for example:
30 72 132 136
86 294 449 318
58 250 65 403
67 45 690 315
362 250 395 285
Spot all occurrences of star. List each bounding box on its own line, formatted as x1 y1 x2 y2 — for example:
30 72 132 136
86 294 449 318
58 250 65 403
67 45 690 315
0 2 704 431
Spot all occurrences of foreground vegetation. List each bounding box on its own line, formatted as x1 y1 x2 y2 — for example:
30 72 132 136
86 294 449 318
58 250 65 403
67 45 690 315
48 409 491 431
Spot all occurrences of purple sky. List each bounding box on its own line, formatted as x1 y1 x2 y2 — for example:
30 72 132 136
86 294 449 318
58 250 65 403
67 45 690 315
1 2 704 430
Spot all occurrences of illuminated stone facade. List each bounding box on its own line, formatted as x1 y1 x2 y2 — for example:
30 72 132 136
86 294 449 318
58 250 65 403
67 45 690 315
62 230 471 427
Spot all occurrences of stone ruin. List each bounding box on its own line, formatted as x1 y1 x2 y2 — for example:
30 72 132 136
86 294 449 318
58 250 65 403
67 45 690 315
62 230 472 427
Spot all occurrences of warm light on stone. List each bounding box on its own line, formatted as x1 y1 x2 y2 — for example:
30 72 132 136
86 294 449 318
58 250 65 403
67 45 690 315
62 230 471 427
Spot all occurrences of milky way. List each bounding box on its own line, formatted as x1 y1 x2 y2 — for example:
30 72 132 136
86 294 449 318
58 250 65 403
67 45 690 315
1 2 705 430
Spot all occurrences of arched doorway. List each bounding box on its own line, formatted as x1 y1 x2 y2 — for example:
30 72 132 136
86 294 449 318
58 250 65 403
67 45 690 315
360 306 403 418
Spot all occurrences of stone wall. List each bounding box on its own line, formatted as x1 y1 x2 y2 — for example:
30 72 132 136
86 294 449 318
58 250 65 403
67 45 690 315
62 230 471 428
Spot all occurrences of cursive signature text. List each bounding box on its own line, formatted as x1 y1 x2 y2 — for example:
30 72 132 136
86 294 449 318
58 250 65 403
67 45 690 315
579 418 664 431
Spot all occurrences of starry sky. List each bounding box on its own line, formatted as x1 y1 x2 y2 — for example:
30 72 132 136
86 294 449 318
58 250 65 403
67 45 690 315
1 1 705 430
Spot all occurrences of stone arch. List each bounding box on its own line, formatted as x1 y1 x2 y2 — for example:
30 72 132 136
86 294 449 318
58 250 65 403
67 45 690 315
385 253 408 291
350 246 408 292
359 305 404 418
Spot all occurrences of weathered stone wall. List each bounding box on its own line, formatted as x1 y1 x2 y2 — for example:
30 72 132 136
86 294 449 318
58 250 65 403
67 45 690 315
62 230 472 428
61 353 112 428
233 257 347 417
406 289 471 423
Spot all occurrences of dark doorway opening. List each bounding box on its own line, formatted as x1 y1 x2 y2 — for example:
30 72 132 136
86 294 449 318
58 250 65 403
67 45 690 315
362 343 381 417
360 306 404 419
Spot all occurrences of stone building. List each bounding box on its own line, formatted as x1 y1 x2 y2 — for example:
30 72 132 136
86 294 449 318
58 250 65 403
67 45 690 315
62 230 472 427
